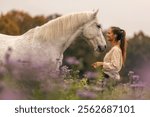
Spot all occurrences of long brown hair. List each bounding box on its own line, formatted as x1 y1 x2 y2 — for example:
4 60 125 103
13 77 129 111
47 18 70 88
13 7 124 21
111 26 127 64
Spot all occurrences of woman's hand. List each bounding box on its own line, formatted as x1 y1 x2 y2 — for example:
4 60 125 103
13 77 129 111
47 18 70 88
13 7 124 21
91 62 103 68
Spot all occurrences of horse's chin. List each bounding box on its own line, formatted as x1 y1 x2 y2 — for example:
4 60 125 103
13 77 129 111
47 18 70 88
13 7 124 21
94 51 101 57
95 48 103 53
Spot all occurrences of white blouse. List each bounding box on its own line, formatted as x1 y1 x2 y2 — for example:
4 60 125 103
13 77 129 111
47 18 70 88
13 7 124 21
103 46 123 80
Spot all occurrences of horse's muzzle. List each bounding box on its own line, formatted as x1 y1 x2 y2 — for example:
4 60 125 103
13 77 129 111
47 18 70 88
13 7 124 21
97 45 106 52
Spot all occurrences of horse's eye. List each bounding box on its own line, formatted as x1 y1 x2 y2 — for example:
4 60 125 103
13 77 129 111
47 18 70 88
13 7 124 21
97 24 101 29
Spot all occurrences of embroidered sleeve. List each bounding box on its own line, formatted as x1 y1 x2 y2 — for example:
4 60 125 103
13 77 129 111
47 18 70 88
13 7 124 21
103 48 122 71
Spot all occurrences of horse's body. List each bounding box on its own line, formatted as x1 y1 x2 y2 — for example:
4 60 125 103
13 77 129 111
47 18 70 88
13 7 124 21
0 10 106 70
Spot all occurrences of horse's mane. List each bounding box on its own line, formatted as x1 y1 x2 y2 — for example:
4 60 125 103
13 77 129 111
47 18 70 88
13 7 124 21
30 11 95 41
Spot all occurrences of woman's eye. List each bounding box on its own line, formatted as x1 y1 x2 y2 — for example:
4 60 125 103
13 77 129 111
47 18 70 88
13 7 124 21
97 24 101 29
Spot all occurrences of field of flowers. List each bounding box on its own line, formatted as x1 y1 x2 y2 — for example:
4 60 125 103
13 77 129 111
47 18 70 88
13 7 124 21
0 55 149 100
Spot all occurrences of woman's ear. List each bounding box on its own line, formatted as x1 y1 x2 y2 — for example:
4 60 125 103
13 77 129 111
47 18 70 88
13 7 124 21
114 34 117 39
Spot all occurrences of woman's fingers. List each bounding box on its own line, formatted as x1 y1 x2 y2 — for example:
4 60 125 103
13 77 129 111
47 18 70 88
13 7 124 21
92 63 97 68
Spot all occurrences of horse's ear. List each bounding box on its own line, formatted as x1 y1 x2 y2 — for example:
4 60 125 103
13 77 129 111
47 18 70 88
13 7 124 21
93 9 99 18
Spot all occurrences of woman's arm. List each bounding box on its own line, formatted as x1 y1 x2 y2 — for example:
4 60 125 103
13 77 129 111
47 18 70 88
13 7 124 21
92 62 103 68
103 48 122 71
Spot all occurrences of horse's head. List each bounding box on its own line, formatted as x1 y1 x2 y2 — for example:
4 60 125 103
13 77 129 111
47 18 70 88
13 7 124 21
82 10 106 52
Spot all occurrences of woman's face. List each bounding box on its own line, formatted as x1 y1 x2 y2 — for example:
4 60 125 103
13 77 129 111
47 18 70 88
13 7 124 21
106 28 115 42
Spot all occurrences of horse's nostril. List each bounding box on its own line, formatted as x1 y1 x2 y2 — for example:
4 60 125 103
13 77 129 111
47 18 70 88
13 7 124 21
97 45 106 52
98 45 101 50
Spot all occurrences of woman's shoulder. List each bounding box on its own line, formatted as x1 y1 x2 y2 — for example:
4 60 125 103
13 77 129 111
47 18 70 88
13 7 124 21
112 45 121 51
110 46 121 54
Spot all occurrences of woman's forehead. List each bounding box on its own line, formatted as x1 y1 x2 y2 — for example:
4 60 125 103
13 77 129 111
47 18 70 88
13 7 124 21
108 28 112 32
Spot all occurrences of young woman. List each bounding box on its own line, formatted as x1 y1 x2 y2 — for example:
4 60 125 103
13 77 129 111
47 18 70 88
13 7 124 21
92 26 127 80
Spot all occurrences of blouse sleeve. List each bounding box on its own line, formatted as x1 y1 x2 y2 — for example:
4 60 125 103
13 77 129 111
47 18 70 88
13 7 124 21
103 48 122 71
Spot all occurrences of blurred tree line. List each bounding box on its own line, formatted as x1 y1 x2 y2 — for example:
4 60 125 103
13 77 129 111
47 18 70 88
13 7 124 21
0 10 61 35
0 10 150 82
122 32 150 82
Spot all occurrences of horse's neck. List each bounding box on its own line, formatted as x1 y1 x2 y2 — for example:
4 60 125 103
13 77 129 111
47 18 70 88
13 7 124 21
31 12 93 49
31 15 89 59
36 22 82 51
30 24 82 57
55 27 83 70
60 27 82 53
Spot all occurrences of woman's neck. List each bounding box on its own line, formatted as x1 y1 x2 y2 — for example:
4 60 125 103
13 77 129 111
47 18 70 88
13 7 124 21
111 40 120 47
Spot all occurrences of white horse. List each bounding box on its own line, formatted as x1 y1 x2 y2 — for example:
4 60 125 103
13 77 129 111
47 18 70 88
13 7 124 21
0 10 106 71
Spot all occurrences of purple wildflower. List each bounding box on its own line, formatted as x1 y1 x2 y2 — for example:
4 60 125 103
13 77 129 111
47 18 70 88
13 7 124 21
84 71 98 79
128 71 134 76
65 57 79 65
77 89 97 99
